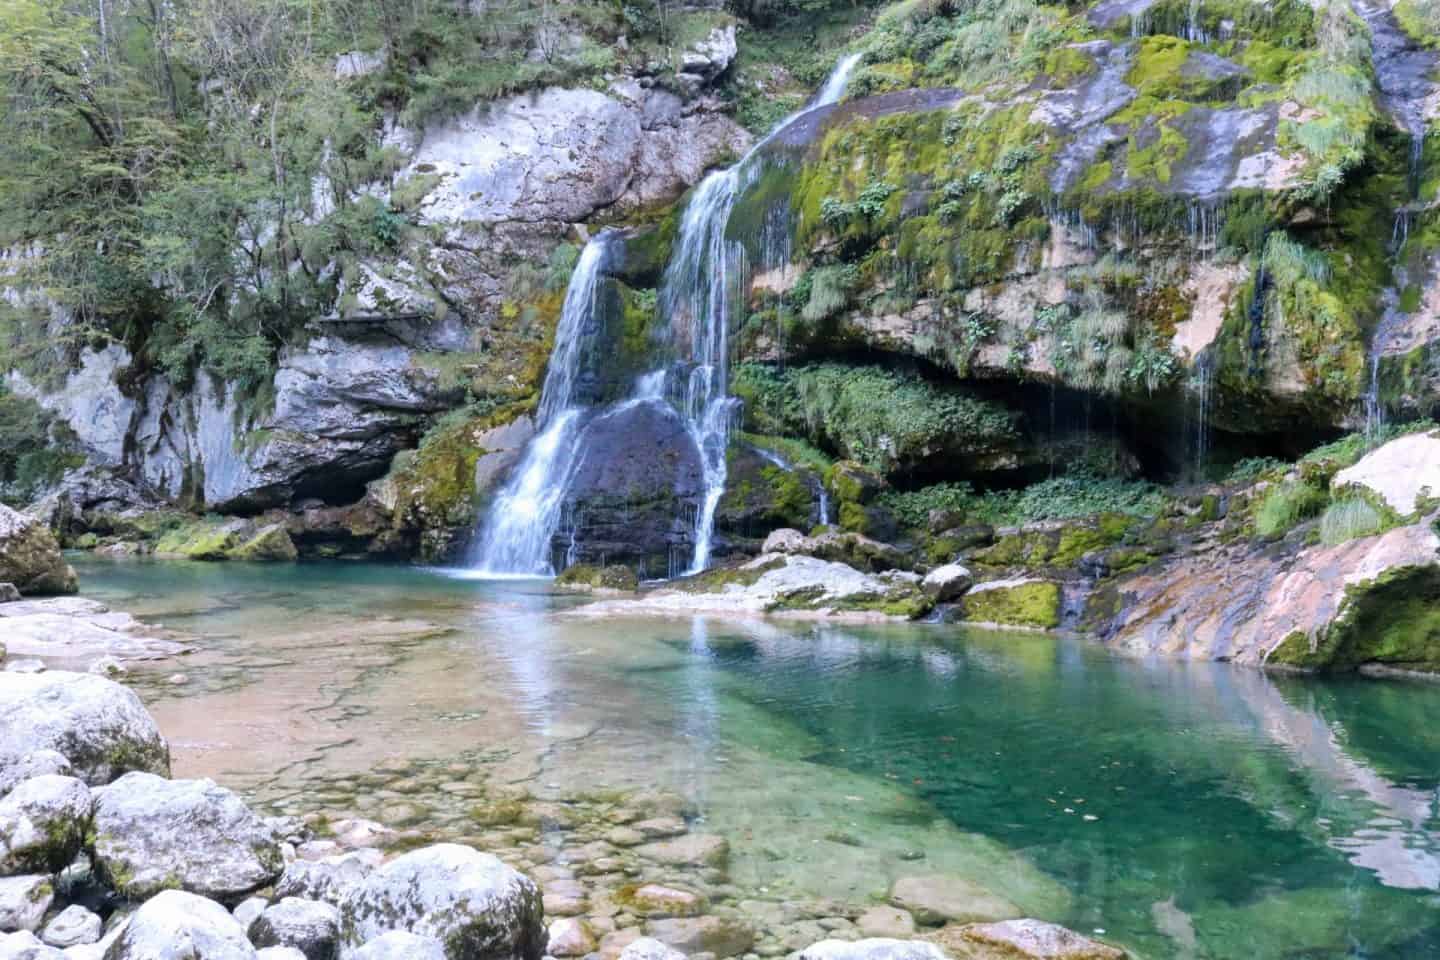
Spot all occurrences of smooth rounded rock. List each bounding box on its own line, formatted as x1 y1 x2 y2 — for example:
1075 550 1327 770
0 672 169 786
0 929 65 958
0 750 72 798
948 919 1126 959
547 917 597 957
106 889 255 959
91 772 283 901
247 898 339 960
343 844 545 959
40 904 101 947
619 937 687 960
624 885 706 918
233 898 269 931
644 917 753 958
0 774 92 874
347 930 446 959
889 874 1022 926
634 835 728 869
0 504 76 596
855 908 915 940
795 940 946 960
0 875 53 933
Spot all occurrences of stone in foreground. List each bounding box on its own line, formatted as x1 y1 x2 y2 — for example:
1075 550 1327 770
0 672 170 785
889 874 1022 925
246 898 340 960
40 904 101 947
0 875 54 933
796 939 946 960
107 889 255 959
348 930 447 959
951 919 1126 959
0 774 92 874
91 772 283 901
343 844 545 960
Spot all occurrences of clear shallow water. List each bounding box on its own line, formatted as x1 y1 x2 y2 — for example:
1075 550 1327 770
74 558 1440 959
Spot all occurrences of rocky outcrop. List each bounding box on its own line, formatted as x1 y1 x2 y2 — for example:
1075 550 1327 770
0 505 75 596
0 672 170 785
760 528 912 572
1098 516 1440 670
91 773 286 901
575 553 932 620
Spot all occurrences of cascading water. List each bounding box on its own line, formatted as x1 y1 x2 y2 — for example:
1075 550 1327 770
472 232 617 575
658 50 863 574
472 52 862 577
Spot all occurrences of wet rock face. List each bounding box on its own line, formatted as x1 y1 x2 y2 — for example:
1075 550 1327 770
90 773 285 902
0 505 76 597
1097 516 1440 671
559 401 705 574
0 672 170 786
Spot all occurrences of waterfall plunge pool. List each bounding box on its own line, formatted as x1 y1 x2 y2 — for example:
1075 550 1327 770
74 556 1440 960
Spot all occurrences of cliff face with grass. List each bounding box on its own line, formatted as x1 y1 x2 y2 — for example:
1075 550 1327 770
3 0 1440 598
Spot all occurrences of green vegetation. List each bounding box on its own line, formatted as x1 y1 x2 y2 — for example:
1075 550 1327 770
879 471 1167 531
960 579 1062 629
1253 480 1327 538
733 362 1017 475
0 385 81 505
1319 497 1384 545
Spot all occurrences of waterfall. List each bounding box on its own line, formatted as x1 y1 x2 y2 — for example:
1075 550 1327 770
473 232 617 575
472 51 862 578
659 50 863 575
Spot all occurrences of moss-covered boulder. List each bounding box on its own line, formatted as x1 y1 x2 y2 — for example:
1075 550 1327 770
760 527 913 572
555 564 641 593
230 523 298 562
0 504 77 596
971 515 1137 571
716 445 819 540
958 578 1063 630
153 518 249 560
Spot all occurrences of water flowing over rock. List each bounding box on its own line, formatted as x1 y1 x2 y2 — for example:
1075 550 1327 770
90 773 285 901
0 672 170 785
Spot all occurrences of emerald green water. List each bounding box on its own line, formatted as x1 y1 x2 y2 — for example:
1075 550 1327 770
75 558 1440 959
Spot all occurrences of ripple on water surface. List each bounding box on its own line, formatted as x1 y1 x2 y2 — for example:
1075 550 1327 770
75 557 1440 960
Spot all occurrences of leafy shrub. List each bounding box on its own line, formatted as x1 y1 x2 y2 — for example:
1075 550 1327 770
0 386 81 504
1254 481 1327 537
1228 456 1289 484
877 482 975 528
879 472 1166 529
1319 497 1383 544
801 264 859 322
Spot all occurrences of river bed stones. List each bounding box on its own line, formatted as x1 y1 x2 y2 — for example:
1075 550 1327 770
91 772 285 901
645 916 754 956
547 916 599 956
856 907 916 939
634 835 729 869
0 672 170 785
888 875 1022 926
929 919 1126 959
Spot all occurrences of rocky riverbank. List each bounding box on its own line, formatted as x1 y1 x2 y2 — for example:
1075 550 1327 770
0 616 1129 960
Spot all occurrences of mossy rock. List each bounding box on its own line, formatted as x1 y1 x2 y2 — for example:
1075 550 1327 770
230 524 299 562
959 578 1062 630
972 514 1136 570
153 519 247 561
924 524 996 565
1268 564 1440 672
827 461 887 506
555 564 640 593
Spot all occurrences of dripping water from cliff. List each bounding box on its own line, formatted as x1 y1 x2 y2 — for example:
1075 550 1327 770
659 50 863 574
472 232 618 576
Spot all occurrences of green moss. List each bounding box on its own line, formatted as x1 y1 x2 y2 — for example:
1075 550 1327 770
555 563 640 591
960 579 1062 629
230 525 299 561
1253 481 1328 538
153 520 243 560
973 514 1136 569
1269 565 1440 672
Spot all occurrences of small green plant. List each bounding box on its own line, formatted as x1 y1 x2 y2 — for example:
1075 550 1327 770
1319 497 1383 545
1254 481 1327 538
